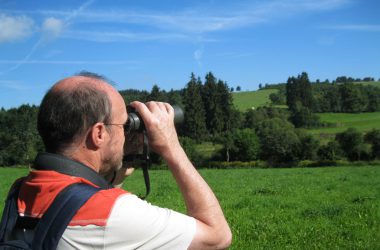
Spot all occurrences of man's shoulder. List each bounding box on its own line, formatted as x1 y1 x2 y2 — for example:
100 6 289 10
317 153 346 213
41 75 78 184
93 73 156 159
70 188 129 227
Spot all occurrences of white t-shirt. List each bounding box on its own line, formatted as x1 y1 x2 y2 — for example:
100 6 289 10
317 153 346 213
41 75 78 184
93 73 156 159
58 194 196 250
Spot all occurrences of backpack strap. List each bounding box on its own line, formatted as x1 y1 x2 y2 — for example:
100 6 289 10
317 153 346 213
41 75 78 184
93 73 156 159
0 179 100 250
0 177 26 242
31 183 100 250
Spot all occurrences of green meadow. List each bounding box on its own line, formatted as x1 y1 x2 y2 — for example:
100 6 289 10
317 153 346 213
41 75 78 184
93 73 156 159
309 112 380 140
232 88 380 142
355 81 380 88
1 166 379 249
232 89 279 111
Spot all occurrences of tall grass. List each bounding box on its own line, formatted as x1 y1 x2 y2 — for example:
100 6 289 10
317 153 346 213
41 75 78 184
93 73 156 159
2 166 379 249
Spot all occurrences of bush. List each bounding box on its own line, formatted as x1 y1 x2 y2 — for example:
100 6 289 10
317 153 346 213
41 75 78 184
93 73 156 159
229 129 260 161
318 141 344 161
256 118 300 165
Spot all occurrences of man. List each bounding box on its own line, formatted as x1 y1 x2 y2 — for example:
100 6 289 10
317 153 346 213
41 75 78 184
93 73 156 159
13 72 232 249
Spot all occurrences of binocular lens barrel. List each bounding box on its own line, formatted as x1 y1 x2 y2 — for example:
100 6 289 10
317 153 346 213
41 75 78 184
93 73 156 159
126 105 184 132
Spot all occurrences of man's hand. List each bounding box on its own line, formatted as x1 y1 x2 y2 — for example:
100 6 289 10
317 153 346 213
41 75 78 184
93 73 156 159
128 101 181 160
111 166 135 188
103 165 134 188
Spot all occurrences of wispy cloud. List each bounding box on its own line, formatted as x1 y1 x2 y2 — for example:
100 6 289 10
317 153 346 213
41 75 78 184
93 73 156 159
0 14 35 43
194 47 204 67
62 30 192 42
0 0 95 75
0 60 136 65
0 0 352 73
324 24 380 32
0 80 30 90
3 0 351 35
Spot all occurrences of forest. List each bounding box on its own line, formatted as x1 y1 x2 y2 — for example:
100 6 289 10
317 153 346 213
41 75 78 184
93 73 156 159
1 72 380 167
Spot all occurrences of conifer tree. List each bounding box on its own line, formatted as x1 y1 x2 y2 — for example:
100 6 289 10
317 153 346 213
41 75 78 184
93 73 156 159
182 73 207 140
202 72 224 134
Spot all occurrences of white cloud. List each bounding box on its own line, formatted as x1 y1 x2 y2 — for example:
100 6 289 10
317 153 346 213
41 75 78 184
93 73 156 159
0 14 34 43
42 17 64 39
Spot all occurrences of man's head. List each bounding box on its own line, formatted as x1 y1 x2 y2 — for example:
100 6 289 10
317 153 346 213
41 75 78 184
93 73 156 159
38 72 128 174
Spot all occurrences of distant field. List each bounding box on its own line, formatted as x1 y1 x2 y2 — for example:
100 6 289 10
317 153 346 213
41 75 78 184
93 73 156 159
1 166 379 249
309 112 380 139
355 81 380 88
232 89 278 111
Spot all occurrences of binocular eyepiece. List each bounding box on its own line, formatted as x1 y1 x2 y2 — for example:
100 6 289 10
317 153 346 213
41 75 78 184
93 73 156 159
126 105 184 132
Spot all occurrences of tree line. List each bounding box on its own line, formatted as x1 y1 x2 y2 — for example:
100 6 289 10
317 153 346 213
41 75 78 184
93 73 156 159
1 72 379 167
270 74 380 114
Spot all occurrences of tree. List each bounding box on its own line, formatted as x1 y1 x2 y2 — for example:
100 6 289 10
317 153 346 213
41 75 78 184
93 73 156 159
286 72 314 112
236 86 241 91
0 104 42 166
297 130 320 160
202 72 224 135
335 128 369 161
147 84 166 102
244 107 288 129
318 141 343 161
167 89 183 106
228 129 260 161
339 84 364 113
364 129 380 159
269 92 285 105
217 79 236 132
290 106 320 128
256 118 300 165
182 73 207 141
365 86 380 112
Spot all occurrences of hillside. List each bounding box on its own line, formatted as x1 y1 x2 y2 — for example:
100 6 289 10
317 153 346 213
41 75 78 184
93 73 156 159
309 112 380 139
232 89 278 111
354 81 380 88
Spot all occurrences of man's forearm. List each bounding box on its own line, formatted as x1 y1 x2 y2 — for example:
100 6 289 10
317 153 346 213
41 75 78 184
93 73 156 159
163 144 232 249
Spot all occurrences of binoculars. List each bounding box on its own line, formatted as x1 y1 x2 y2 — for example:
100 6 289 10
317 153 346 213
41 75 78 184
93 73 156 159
126 105 184 132
123 104 184 198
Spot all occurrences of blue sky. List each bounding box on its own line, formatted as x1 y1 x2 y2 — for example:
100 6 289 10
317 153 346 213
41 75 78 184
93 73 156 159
0 0 379 109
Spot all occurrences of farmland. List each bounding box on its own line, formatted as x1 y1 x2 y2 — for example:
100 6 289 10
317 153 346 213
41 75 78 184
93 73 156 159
1 166 379 249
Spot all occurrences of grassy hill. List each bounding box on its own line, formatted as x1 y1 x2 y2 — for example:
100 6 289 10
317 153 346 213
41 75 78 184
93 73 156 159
232 87 380 140
309 112 380 140
232 89 279 111
355 81 380 88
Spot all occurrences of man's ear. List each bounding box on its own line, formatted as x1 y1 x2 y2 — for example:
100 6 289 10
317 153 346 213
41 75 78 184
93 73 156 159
87 122 108 149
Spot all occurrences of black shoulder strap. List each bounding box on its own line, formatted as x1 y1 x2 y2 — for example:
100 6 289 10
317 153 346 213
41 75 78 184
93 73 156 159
33 152 112 189
0 178 25 242
31 183 100 250
32 183 100 249
0 180 100 250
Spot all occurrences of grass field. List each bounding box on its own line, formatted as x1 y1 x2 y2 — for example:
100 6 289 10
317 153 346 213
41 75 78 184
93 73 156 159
308 112 380 140
1 166 379 249
232 89 279 111
355 81 380 88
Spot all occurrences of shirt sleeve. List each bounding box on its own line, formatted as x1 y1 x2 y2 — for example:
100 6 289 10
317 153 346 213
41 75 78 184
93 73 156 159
104 193 196 250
